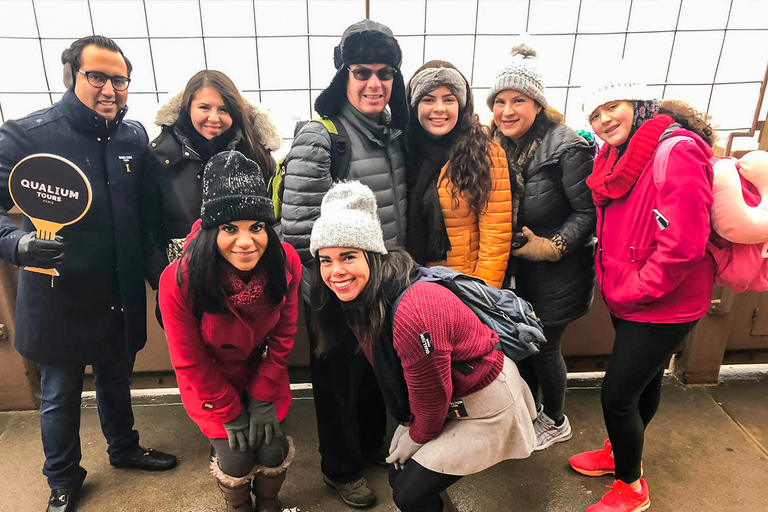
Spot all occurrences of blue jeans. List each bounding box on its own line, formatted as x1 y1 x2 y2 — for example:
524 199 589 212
40 354 139 488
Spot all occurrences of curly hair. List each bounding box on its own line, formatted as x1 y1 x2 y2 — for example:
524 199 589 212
407 60 492 214
658 99 715 147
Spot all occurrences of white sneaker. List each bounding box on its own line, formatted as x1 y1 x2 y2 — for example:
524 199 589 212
533 410 572 451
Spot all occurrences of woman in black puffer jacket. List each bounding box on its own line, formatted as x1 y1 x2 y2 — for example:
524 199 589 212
487 45 596 452
142 70 281 291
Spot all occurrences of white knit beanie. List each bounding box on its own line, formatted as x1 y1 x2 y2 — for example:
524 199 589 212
310 181 387 256
486 44 547 110
582 68 653 120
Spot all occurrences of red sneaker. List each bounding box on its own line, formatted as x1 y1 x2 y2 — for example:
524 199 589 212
587 478 650 512
570 439 615 477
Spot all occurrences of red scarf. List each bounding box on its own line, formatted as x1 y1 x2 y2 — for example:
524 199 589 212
587 114 675 206
221 265 273 319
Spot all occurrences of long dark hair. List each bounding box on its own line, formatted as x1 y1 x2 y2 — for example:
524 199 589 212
179 70 272 181
310 248 415 355
407 61 493 214
658 99 715 147
176 223 287 315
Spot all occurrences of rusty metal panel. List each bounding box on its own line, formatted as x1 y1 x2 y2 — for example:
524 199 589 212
675 287 734 384
0 259 39 410
561 284 617 373
751 292 768 336
132 283 172 372
724 291 768 349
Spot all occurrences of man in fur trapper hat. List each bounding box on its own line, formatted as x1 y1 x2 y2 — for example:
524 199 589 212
280 18 409 509
314 19 409 131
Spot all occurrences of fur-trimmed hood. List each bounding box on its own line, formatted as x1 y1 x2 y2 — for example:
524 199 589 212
154 91 282 152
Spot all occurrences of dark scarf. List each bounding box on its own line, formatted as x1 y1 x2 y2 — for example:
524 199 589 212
175 113 238 162
220 264 272 319
499 132 541 231
405 131 455 265
587 114 675 206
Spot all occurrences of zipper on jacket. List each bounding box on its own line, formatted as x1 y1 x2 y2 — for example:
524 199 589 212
384 150 405 245
184 143 202 160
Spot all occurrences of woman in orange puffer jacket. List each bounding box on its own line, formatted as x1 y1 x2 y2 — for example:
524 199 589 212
405 60 512 289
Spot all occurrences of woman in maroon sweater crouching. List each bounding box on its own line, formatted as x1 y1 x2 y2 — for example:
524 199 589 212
308 181 537 512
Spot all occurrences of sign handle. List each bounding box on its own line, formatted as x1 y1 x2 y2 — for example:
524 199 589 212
23 219 61 278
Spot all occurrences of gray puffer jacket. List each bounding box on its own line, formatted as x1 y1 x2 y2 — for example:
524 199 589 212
281 101 407 269
502 123 596 326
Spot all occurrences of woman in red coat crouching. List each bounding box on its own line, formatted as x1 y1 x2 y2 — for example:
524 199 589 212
159 150 300 512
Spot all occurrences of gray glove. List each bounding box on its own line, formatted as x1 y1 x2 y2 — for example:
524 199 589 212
247 397 283 449
17 232 64 268
223 408 250 452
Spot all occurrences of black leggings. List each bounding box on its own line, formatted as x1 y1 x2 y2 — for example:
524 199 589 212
388 460 462 512
602 317 697 483
517 323 569 422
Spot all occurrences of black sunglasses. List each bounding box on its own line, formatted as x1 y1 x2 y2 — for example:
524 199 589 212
348 66 397 82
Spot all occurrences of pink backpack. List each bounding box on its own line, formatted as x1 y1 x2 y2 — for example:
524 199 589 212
653 137 768 293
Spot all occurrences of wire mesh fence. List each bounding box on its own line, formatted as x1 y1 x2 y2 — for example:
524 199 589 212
0 0 767 153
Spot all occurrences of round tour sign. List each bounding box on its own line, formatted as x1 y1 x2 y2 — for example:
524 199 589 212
9 153 92 227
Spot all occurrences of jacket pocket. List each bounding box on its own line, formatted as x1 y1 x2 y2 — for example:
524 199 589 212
629 245 655 263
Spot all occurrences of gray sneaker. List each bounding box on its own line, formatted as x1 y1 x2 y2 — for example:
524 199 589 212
533 410 572 451
323 475 377 508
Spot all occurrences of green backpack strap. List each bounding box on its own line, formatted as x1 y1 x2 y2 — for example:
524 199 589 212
315 116 352 182
269 157 285 218
269 116 352 219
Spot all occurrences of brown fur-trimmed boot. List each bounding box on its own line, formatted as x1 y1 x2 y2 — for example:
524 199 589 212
252 437 296 512
210 457 253 512
439 490 459 512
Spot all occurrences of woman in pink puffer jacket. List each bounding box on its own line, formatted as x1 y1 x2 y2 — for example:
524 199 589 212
569 77 715 512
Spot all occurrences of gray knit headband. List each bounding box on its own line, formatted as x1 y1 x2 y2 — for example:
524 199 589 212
409 67 467 109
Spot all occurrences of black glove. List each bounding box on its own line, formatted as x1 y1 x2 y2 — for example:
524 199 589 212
16 232 64 268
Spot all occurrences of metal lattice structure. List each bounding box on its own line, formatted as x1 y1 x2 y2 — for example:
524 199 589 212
0 0 767 153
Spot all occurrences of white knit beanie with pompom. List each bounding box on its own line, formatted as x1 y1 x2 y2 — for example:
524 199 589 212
486 44 548 110
309 181 388 256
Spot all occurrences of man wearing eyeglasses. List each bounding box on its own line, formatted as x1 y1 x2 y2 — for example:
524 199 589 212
280 19 408 508
0 35 176 512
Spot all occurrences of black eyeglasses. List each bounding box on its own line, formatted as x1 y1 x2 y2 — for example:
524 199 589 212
78 70 131 91
348 66 397 82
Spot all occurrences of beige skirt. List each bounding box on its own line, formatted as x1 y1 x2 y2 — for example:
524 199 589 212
411 356 537 476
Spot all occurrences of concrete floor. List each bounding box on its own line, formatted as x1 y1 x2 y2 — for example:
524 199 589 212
1 372 767 512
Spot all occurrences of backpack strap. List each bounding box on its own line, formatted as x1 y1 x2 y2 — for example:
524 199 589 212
269 117 352 218
315 116 352 182
390 268 440 324
652 135 695 187
388 267 477 376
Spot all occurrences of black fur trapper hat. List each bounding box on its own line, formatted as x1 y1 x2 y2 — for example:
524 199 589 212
314 19 409 131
